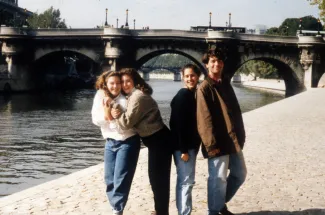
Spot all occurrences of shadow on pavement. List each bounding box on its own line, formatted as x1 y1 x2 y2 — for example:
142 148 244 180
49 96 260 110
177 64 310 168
238 209 325 215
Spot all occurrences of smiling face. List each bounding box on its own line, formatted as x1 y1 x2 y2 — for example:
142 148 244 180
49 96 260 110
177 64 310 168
121 74 135 94
106 76 121 97
206 56 224 79
183 68 199 90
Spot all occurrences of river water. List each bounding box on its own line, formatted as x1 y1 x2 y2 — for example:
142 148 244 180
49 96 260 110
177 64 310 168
0 80 284 197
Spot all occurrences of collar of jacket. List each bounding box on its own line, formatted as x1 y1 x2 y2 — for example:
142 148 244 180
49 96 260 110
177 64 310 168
125 88 137 99
112 93 122 101
205 76 223 87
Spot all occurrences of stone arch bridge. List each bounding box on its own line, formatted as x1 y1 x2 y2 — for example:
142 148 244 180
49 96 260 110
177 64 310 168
0 26 324 96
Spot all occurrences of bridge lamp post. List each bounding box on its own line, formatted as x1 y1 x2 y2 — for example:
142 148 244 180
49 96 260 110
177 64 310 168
133 19 136 29
283 25 289 36
116 18 119 28
317 18 321 35
299 18 302 34
105 8 108 26
209 12 212 28
228 13 231 28
125 9 129 28
286 26 289 36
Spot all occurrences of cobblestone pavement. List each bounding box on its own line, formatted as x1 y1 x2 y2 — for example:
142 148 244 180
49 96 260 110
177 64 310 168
1 89 325 215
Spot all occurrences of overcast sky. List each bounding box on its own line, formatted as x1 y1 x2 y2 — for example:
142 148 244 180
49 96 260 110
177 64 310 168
19 0 320 30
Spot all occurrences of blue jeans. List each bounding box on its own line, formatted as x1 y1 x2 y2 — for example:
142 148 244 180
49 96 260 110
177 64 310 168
173 149 198 215
207 150 247 215
104 135 140 214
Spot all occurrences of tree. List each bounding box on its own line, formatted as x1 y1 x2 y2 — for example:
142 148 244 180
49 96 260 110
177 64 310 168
27 7 67 29
265 16 320 36
308 0 325 22
265 27 280 35
237 60 279 80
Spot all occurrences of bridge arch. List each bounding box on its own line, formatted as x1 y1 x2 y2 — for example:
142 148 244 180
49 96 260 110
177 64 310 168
34 47 101 63
135 49 206 73
31 50 101 90
236 54 305 97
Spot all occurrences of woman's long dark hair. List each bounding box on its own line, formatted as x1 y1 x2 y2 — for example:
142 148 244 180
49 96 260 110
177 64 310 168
120 68 153 95
181 63 202 77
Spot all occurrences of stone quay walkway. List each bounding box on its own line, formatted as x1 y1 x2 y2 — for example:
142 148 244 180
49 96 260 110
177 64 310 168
1 89 325 215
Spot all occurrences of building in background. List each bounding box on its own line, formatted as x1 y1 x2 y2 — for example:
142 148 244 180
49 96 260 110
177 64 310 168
254 24 268 35
0 0 33 27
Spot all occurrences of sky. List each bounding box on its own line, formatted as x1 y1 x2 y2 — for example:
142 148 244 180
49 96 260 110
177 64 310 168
19 0 320 30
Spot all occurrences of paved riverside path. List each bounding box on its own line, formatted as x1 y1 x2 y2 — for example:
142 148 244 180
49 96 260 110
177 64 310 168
1 89 325 215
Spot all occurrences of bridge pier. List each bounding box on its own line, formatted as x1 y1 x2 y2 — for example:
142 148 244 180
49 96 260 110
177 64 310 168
143 72 150 81
173 72 181 81
4 55 33 91
104 39 123 72
232 73 242 83
299 46 325 88
1 42 33 91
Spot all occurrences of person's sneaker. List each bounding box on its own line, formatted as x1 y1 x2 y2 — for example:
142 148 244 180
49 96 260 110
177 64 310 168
219 205 234 215
112 209 123 215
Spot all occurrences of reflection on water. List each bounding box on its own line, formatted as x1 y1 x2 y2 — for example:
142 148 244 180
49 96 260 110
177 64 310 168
0 80 284 197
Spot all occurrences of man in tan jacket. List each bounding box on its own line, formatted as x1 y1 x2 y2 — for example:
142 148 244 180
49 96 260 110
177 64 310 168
197 49 247 215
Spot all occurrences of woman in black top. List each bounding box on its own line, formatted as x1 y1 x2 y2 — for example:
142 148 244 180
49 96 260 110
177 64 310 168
169 64 201 215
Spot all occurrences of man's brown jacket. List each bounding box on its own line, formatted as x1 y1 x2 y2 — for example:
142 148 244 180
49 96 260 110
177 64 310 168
197 76 246 158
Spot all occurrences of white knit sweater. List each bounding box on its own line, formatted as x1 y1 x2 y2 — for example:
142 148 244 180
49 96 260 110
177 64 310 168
91 89 136 140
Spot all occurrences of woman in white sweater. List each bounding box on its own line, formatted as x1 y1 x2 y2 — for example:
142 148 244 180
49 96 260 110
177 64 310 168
91 71 140 215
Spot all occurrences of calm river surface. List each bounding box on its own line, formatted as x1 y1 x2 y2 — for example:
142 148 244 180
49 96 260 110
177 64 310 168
0 80 284 197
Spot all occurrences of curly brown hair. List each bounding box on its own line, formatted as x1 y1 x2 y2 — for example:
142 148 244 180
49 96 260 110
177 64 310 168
95 70 121 98
202 49 226 64
120 68 153 95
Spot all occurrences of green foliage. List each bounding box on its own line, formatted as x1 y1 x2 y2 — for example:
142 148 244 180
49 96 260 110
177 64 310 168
308 0 325 22
297 15 320 30
265 27 280 35
278 18 300 36
265 16 321 36
237 60 279 79
27 7 67 29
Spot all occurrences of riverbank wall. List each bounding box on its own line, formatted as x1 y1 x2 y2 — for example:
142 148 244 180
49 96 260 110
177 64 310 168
238 78 286 95
1 89 325 214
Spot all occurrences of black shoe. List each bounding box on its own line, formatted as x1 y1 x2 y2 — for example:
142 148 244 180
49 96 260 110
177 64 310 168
219 205 235 215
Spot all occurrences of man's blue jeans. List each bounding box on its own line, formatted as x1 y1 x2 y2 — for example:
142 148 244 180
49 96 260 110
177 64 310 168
104 135 140 215
173 149 198 215
207 150 247 215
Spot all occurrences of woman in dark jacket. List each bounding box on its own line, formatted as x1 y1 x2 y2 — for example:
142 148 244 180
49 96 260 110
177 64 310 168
169 64 202 215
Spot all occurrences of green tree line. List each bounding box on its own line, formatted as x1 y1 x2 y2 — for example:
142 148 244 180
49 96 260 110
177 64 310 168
265 16 321 36
27 6 67 29
236 60 279 80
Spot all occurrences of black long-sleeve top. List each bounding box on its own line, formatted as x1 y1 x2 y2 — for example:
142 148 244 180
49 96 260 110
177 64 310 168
169 88 201 153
